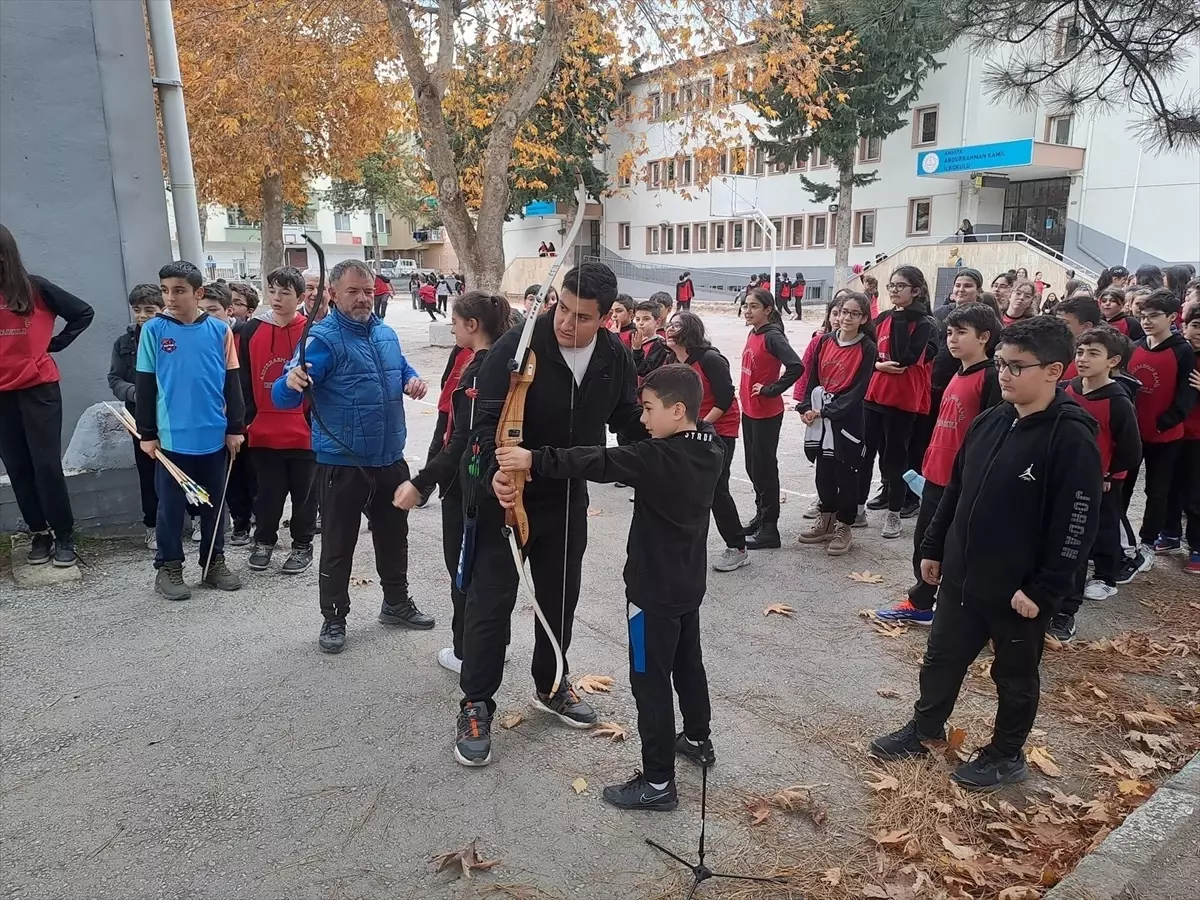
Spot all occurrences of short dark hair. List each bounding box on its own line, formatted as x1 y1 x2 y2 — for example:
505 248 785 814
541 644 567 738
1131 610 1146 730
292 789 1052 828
330 259 373 283
128 283 163 308
1185 305 1200 326
159 260 203 288
1135 264 1164 290
1076 326 1131 364
1097 286 1125 307
633 299 660 318
561 263 619 314
1063 278 1093 298
641 363 701 423
1142 288 1181 317
229 281 259 310
612 293 634 313
999 316 1074 368
1056 295 1103 326
267 266 306 297
202 281 232 309
946 303 1003 355
649 290 673 312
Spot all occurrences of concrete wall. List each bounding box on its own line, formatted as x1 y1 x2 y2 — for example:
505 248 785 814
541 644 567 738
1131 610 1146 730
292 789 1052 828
0 0 172 527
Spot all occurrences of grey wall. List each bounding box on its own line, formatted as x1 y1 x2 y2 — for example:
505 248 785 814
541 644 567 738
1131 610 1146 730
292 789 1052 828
0 0 172 456
1065 219 1199 275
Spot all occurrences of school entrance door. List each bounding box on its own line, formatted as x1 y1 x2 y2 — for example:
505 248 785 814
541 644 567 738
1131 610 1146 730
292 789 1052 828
1002 177 1070 253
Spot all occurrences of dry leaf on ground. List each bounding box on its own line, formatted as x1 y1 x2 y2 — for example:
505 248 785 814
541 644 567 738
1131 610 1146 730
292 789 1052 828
570 777 588 794
764 603 794 617
822 868 842 886
1120 748 1165 774
1027 746 1062 777
573 674 613 694
1122 710 1178 729
874 828 912 845
997 888 1041 900
591 722 628 742
1127 730 1175 754
769 786 828 825
849 570 885 583
862 887 889 899
1117 778 1151 796
876 687 901 698
431 840 501 880
747 798 772 825
498 711 524 730
937 824 977 860
865 772 900 792
586 507 602 517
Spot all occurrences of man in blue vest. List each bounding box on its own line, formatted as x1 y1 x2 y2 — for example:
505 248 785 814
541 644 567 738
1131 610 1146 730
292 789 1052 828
274 259 433 654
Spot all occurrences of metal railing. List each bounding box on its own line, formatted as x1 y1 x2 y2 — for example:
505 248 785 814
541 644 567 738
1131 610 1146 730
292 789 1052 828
868 232 1100 281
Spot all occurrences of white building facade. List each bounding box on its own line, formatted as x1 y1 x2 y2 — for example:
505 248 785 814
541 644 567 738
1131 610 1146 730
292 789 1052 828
598 38 1200 298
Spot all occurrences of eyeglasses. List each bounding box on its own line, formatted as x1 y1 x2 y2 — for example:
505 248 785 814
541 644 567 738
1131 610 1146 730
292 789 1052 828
993 357 1049 376
1138 311 1166 322
840 309 865 319
886 283 912 293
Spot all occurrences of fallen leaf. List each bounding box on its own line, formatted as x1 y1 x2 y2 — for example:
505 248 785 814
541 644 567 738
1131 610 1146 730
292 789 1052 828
1127 730 1175 754
747 798 771 825
591 722 628 742
1122 710 1178 730
1117 778 1151 796
351 577 373 586
901 837 922 859
769 786 827 825
570 777 588 794
822 867 842 886
947 726 967 752
997 888 1041 900
865 772 900 792
933 801 953 815
876 687 901 699
1027 746 1062 777
862 886 889 899
573 674 614 694
874 828 912 845
764 603 794 617
497 711 524 730
431 840 500 880
1045 634 1064 651
1120 748 1164 774
586 507 602 517
850 570 885 584
937 825 976 860
1082 801 1115 824
1091 685 1108 699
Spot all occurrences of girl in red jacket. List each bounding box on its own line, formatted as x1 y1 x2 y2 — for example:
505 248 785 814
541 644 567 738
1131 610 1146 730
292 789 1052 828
0 225 94 567
739 288 804 549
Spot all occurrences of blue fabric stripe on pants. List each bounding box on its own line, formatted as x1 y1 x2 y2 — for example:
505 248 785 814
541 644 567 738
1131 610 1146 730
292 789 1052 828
628 603 646 674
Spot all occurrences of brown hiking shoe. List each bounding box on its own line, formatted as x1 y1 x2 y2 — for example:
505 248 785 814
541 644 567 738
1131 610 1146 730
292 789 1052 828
797 511 836 544
826 521 853 556
202 553 242 591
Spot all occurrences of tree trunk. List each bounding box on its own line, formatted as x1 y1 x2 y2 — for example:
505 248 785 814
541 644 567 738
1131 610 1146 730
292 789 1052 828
833 161 855 289
260 171 285 274
369 198 380 270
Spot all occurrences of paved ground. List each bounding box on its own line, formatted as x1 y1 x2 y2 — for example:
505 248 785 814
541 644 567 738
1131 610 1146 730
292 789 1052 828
1 300 1194 900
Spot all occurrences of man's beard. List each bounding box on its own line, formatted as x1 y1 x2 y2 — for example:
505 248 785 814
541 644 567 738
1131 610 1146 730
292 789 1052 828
345 306 372 322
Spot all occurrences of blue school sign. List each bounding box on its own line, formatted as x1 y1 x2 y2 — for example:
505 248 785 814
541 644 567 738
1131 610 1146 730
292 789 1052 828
523 200 557 216
916 139 1035 177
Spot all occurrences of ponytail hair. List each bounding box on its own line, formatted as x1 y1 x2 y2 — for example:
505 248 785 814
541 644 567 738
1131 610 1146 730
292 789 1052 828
453 290 513 343
748 287 785 329
890 264 931 310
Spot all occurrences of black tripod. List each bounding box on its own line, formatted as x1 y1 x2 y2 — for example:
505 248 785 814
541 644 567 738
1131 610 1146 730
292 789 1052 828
645 764 786 899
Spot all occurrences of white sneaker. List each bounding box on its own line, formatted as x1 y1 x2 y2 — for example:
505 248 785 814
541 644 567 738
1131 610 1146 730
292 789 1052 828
191 519 202 542
881 511 902 539
712 547 751 572
144 527 158 551
802 499 821 519
1136 545 1155 573
1084 580 1118 601
437 647 462 674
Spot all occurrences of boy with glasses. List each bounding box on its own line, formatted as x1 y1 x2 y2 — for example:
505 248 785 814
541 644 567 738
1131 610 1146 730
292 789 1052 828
870 317 1101 790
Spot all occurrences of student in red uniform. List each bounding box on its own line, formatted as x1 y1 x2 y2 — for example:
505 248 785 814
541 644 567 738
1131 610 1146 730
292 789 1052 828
632 300 672 377
610 294 635 346
419 279 440 320
1173 308 1200 574
666 311 749 572
373 271 394 319
795 292 876 556
0 225 94 567
650 292 673 337
791 273 807 320
739 288 804 549
1054 295 1103 382
1056 327 1142 640
779 276 792 318
864 266 936 541
675 272 695 312
1097 287 1145 341
1001 280 1038 325
1128 289 1198 556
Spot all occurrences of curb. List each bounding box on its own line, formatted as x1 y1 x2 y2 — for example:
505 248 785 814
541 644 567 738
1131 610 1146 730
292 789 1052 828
1046 752 1200 900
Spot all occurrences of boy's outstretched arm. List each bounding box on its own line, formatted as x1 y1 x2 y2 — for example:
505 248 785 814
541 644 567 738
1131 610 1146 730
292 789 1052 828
496 442 652 493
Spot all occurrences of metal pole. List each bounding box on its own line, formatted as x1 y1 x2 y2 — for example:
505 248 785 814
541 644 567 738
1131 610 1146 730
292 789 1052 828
145 0 203 265
1122 147 1143 268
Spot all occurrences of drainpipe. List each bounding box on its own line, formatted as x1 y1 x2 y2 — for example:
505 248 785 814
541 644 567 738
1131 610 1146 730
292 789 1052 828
1122 147 1143 267
145 0 203 265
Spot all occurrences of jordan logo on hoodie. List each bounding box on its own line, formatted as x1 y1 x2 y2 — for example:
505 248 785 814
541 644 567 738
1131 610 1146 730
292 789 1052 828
1019 464 1036 482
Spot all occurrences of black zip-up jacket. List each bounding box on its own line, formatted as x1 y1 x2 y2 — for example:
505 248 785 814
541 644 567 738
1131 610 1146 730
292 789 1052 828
411 349 488 496
531 422 724 614
473 313 648 508
931 301 960 394
921 390 1102 616
108 324 140 413
794 332 878 420
632 335 673 377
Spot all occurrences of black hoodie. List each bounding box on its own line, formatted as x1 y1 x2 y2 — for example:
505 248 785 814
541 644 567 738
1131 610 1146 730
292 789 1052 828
108 323 140 413
921 390 1102 615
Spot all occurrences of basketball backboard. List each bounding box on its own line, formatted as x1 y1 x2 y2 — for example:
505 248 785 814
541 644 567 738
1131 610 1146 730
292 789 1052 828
708 175 759 218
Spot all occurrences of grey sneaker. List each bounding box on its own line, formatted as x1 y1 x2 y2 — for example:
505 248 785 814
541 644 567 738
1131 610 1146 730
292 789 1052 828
202 554 242 591
229 529 252 547
881 511 902 539
712 547 750 572
247 543 274 571
802 499 821 519
144 527 158 551
534 685 598 729
155 562 192 601
853 507 868 528
280 544 313 574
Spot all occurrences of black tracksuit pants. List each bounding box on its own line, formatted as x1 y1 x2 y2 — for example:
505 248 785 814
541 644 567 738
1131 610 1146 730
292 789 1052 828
460 495 587 711
132 434 158 528
628 602 711 783
865 406 919 513
907 481 945 609
913 583 1046 757
1139 441 1181 544
440 481 468 658
1164 439 1199 546
252 449 318 548
1064 485 1123 617
227 449 256 532
317 460 410 620
713 435 745 550
742 414 783 526
0 382 74 537
815 451 859 525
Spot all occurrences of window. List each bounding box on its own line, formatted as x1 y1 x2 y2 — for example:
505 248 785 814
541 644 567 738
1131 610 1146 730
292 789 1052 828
718 150 729 175
667 91 678 114
618 168 632 188
714 74 732 105
663 225 675 252
695 223 708 251
618 222 631 250
698 80 712 109
749 221 763 250
770 218 783 246
665 159 676 186
621 94 633 119
647 227 660 254
680 157 693 185
713 221 726 251
811 147 830 169
1046 114 1073 145
807 214 827 248
751 146 766 176
226 207 253 227
334 212 352 231
791 154 807 172
771 154 789 175
788 216 804 248
1055 16 1083 58
731 147 747 176
649 160 662 188
858 135 882 163
853 210 876 246
374 212 389 233
731 221 745 250
650 92 662 120
678 224 691 252
907 197 932 235
913 106 938 146
682 84 694 109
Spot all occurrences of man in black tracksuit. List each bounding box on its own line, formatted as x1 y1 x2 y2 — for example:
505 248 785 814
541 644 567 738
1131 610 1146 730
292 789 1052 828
870 317 1102 790
453 263 647 767
496 365 724 810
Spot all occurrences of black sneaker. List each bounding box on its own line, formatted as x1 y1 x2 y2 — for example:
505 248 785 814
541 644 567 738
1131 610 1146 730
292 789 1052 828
229 529 252 547
869 720 944 761
1114 556 1140 585
1047 612 1076 643
744 523 782 550
454 702 493 767
899 499 921 520
247 543 274 571
866 488 889 511
951 746 1029 791
675 733 717 767
534 684 599 729
280 544 313 574
202 554 242 591
601 771 678 811
319 618 346 654
26 532 53 565
379 597 435 629
741 514 762 536
51 534 78 567
416 485 435 509
154 561 192 601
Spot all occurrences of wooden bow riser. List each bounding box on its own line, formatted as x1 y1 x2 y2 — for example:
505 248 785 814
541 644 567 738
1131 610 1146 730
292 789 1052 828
496 350 538 545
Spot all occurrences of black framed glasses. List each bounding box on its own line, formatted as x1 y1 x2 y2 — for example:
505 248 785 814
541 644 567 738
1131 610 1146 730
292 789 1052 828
993 357 1049 376
886 282 912 293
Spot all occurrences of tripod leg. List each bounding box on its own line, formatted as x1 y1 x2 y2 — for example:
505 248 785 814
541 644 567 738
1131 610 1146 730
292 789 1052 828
684 879 701 900
644 839 697 871
697 763 708 867
707 872 786 884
